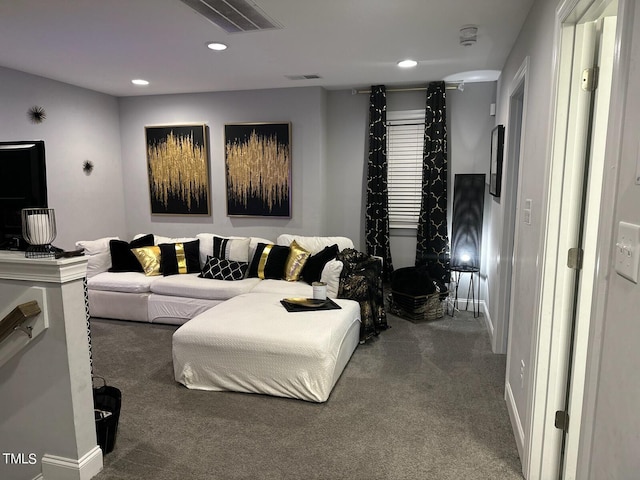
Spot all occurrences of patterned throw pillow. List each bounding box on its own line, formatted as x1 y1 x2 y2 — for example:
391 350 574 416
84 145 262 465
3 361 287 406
199 256 248 281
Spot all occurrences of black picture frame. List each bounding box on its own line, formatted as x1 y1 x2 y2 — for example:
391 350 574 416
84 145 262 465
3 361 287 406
224 122 291 217
490 125 505 197
145 124 210 215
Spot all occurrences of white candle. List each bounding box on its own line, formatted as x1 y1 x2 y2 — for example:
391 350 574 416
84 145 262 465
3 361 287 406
27 214 52 245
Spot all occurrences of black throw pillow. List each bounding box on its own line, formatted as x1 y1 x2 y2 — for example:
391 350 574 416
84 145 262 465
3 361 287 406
247 243 290 279
159 240 200 276
109 234 155 272
301 244 339 284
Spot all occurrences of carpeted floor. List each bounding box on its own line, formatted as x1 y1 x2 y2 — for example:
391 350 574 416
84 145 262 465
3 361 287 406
90 309 523 480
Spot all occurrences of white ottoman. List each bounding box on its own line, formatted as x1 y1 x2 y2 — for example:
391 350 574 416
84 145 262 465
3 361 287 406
172 292 361 402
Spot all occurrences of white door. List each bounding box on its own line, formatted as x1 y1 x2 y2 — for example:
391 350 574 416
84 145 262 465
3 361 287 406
560 13 617 480
522 0 618 479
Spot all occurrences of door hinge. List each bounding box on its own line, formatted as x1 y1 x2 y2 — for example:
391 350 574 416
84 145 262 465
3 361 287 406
555 410 569 432
582 67 599 92
567 247 584 270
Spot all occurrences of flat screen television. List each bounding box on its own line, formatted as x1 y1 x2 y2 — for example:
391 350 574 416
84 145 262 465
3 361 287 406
0 140 48 250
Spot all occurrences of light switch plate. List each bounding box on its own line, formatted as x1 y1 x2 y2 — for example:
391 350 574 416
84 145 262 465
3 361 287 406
615 221 640 283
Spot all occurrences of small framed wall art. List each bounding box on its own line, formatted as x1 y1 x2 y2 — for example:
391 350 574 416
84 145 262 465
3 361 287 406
224 122 291 217
489 124 505 197
145 124 210 215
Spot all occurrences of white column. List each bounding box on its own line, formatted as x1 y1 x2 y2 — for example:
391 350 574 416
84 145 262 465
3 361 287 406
0 252 102 480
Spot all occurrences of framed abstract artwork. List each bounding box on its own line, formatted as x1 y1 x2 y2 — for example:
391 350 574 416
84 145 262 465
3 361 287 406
145 124 210 215
490 124 505 197
224 122 291 217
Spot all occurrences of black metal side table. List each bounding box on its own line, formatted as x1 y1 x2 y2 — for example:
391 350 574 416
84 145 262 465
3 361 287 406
449 265 480 318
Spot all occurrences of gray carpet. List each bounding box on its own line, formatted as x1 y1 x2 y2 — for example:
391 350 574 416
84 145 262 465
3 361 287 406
90 309 522 480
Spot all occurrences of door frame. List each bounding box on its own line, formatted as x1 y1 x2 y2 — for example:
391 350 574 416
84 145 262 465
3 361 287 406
575 0 632 476
524 0 628 478
494 59 529 356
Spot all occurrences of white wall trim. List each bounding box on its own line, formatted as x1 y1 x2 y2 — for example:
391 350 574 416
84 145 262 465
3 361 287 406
41 446 103 480
480 300 494 338
506 381 525 462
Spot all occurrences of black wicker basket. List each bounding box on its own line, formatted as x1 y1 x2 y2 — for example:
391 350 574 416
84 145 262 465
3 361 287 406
389 289 445 322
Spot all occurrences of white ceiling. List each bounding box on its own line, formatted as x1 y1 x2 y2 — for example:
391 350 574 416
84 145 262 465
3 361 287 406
0 0 534 97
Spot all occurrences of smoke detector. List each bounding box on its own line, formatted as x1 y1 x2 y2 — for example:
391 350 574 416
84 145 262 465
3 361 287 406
459 25 478 46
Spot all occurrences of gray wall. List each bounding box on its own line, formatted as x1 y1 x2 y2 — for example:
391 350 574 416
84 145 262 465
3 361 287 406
117 87 327 242
0 66 127 249
493 0 559 442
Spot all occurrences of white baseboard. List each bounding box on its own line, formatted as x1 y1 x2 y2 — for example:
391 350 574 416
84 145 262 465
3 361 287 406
505 381 525 463
41 446 103 480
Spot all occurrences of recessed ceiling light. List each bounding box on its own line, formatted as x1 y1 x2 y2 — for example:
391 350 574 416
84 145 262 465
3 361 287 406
207 42 228 51
397 59 418 68
131 79 149 86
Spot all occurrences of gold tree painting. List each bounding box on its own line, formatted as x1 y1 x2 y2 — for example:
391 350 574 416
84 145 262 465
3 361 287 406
225 122 291 217
145 125 210 215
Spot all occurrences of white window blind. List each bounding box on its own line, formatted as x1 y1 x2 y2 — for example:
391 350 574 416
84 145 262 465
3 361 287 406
386 110 425 229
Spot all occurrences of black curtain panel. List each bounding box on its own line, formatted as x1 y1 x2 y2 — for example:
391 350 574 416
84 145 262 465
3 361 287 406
365 85 394 282
415 81 450 289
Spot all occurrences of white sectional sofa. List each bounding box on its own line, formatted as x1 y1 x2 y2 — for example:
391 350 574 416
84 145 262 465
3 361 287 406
77 233 355 325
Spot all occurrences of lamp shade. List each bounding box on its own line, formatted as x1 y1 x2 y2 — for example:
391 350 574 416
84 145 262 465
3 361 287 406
21 208 57 257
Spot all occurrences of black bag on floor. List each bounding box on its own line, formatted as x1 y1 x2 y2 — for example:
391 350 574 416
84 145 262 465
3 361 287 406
93 376 121 454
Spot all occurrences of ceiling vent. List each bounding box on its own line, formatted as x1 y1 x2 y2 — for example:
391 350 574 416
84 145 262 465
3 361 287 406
285 74 322 80
180 0 283 33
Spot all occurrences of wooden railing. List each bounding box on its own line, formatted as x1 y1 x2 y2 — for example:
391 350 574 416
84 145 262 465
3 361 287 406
0 300 41 343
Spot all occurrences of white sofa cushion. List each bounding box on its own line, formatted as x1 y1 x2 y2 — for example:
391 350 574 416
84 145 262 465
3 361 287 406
150 273 261 300
75 236 120 278
249 279 313 297
248 260 343 299
88 271 155 294
276 234 354 254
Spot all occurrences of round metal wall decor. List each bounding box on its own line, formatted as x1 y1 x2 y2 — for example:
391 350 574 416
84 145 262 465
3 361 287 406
28 105 47 124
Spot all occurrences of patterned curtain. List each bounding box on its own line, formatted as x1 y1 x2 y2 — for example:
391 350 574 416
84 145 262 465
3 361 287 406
365 85 394 282
415 81 449 289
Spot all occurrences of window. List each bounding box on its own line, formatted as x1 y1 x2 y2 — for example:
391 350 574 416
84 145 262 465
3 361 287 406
386 110 425 229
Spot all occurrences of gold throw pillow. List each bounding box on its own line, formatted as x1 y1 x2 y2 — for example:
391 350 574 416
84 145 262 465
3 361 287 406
284 240 311 282
131 246 162 276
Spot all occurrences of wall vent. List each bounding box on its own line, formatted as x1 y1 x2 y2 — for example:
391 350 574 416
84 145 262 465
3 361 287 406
180 0 282 33
285 74 322 80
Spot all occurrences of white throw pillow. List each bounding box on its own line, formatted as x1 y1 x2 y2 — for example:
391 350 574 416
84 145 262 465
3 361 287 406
196 234 274 268
75 236 120 278
320 260 344 299
212 236 251 263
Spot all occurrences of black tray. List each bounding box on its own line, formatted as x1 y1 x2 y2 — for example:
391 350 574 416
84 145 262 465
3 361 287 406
280 297 342 312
